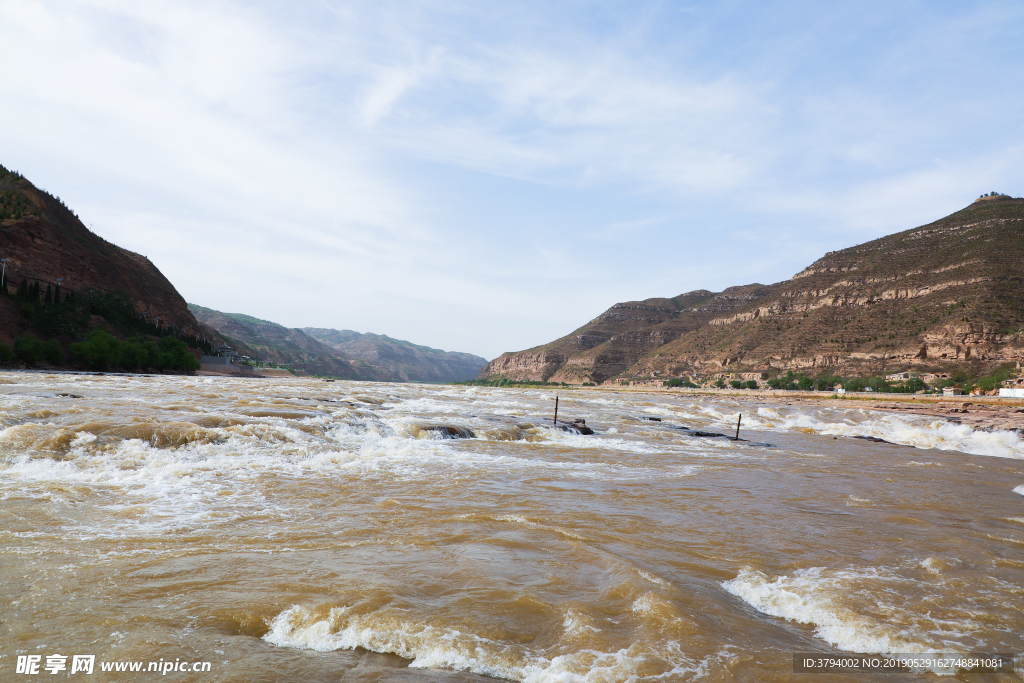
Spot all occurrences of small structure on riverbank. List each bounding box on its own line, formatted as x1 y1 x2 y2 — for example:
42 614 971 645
199 343 290 377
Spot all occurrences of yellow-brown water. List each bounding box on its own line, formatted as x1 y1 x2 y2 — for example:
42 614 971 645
2 372 1023 682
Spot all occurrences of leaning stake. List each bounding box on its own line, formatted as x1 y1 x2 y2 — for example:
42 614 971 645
553 396 559 426
735 414 742 440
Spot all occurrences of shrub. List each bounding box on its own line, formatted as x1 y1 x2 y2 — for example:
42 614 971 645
975 364 1017 393
741 380 758 390
815 377 837 391
729 380 743 389
0 342 11 362
71 329 198 372
42 339 64 365
665 378 683 387
13 336 39 364
70 329 122 370
11 336 63 366
157 335 199 371
843 377 891 392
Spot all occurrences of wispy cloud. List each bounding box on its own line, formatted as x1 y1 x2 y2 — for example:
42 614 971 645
1 0 1022 358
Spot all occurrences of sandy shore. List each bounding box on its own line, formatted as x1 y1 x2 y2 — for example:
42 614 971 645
589 386 1024 435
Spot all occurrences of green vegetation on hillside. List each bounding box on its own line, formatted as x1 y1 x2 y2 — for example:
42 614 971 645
0 190 38 221
656 365 1019 395
973 364 1019 393
11 336 64 366
664 377 699 388
70 329 199 372
2 284 208 371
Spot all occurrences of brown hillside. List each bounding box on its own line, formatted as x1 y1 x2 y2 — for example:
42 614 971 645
481 198 1024 383
188 306 376 380
0 165 205 345
481 287 775 383
303 328 487 383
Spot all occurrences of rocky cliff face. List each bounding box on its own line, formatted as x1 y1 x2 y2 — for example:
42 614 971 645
481 197 1024 383
0 165 205 344
481 351 571 382
479 297 692 382
479 286 775 383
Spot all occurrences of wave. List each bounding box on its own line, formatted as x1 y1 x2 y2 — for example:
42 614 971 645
691 403 1024 460
722 563 1017 666
723 567 927 654
263 603 714 683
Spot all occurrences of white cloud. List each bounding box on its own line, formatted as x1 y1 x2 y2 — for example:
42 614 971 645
1 0 1022 359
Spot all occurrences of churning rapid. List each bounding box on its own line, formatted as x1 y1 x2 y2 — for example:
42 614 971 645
2 372 1023 682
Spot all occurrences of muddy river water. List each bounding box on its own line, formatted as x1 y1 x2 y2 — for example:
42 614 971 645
1 372 1023 682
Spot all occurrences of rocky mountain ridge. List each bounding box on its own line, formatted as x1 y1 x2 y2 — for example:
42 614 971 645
303 328 486 383
188 306 377 379
480 196 1024 384
190 305 487 382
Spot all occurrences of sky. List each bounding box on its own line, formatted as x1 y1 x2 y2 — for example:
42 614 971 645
1 0 1022 360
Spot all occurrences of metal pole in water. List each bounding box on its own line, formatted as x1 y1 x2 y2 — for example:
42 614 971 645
553 396 559 426
735 414 742 439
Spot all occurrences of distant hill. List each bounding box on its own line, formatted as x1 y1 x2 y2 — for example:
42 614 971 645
190 305 487 382
304 328 487 382
187 306 379 379
481 196 1024 383
0 164 213 348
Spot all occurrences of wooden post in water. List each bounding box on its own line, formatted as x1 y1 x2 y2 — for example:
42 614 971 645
735 413 742 439
553 396 559 426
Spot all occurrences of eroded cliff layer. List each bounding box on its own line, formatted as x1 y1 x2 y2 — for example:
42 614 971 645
480 197 1024 383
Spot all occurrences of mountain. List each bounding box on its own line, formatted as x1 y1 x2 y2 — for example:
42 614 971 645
480 195 1024 383
187 306 380 379
189 305 487 382
0 164 210 346
303 328 487 382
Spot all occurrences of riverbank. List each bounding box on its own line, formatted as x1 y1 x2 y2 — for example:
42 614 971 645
585 385 1024 435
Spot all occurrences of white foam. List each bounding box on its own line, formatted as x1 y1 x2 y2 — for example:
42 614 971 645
521 647 645 683
1014 485 1024 497
561 610 600 637
265 603 703 683
264 604 531 680
723 567 933 655
699 403 1024 459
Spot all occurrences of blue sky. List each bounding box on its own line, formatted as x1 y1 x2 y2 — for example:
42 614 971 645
1 0 1021 359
